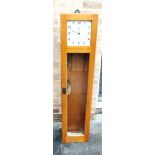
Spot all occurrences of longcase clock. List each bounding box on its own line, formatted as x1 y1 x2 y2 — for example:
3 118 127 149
60 13 98 143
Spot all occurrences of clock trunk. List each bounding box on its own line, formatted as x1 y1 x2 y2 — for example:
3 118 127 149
67 53 89 134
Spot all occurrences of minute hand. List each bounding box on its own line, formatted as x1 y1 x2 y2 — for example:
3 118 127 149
72 30 78 33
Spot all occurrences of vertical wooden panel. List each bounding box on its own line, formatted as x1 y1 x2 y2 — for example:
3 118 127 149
84 15 98 141
60 14 67 143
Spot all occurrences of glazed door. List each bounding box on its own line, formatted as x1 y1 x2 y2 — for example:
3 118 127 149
67 53 89 134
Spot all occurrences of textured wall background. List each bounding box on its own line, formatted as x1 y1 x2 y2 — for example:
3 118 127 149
53 0 102 121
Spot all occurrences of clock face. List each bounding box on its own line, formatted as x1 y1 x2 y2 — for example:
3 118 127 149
67 21 91 46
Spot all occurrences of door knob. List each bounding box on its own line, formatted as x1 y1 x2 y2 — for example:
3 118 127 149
62 80 71 95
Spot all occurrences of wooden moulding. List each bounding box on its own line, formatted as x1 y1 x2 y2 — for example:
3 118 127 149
60 14 98 143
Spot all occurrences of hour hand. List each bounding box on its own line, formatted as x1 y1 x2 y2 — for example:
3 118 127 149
72 30 78 33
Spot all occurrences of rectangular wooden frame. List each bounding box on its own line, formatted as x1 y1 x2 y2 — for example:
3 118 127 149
60 14 98 143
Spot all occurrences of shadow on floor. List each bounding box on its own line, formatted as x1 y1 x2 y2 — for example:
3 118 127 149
53 114 102 155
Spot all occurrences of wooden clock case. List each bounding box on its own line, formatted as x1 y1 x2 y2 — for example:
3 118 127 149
60 14 98 143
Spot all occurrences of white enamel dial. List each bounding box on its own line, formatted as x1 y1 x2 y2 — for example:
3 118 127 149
67 21 91 46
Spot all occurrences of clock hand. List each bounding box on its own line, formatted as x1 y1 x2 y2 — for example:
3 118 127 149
72 30 78 33
72 30 80 35
78 28 80 35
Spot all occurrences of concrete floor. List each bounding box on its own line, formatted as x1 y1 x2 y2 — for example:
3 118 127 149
53 114 102 155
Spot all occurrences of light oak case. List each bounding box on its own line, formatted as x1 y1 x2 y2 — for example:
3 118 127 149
60 14 98 143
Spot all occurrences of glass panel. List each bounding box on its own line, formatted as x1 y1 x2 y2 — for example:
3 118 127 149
67 53 89 134
67 21 91 46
